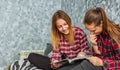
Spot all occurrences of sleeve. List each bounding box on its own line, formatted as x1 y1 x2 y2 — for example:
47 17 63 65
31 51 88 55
79 29 91 55
102 39 120 70
102 58 120 70
50 50 62 62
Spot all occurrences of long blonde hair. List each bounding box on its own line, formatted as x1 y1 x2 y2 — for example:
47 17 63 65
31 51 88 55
51 10 74 51
83 7 120 47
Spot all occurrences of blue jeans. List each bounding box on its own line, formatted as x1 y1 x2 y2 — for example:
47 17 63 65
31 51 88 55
57 60 102 70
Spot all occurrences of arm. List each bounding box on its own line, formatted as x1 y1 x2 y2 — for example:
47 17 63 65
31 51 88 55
102 39 120 70
50 50 63 69
79 30 91 54
77 29 91 57
87 56 120 70
89 39 120 69
92 44 101 54
51 50 61 62
89 33 101 54
102 40 120 70
102 58 120 70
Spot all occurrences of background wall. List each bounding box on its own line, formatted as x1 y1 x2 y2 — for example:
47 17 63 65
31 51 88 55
0 0 120 69
0 0 61 69
61 0 120 35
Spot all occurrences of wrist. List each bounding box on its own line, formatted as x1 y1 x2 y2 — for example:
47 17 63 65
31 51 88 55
92 44 101 54
92 43 97 47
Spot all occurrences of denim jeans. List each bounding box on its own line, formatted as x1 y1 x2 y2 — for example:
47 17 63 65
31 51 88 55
57 60 102 70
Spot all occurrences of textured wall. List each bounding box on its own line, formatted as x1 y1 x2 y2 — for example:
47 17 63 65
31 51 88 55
61 0 120 35
0 0 61 69
0 0 120 69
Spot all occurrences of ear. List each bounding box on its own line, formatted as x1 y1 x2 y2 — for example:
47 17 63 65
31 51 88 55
100 20 103 24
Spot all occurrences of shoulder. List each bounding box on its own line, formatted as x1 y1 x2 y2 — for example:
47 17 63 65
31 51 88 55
73 26 82 31
73 26 86 35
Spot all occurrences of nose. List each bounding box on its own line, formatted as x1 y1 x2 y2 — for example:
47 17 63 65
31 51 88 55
62 26 66 30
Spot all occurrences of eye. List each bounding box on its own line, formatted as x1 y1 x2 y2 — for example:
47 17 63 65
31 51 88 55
63 22 68 25
57 25 62 29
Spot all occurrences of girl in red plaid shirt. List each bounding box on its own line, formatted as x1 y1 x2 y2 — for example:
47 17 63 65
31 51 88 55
50 10 91 70
28 10 91 70
83 7 120 70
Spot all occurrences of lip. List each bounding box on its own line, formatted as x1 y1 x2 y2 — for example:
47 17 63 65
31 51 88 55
64 30 69 34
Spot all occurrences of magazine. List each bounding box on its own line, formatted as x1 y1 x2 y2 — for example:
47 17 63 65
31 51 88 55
51 55 92 64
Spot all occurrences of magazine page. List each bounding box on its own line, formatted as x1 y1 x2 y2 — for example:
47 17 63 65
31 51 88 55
68 55 91 63
52 54 92 64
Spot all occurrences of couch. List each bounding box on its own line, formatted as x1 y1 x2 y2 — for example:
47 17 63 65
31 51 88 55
9 43 53 70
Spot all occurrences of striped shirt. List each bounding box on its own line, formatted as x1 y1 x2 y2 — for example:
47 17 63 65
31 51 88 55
51 27 90 62
94 32 120 70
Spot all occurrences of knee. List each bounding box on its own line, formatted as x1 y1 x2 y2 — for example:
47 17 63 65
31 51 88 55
80 60 90 66
29 53 36 56
28 53 36 60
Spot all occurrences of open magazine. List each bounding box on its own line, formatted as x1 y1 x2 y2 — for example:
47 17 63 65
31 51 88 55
51 55 92 64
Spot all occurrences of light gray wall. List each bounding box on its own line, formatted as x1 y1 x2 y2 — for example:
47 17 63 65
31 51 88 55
0 0 120 69
0 0 61 69
61 0 120 35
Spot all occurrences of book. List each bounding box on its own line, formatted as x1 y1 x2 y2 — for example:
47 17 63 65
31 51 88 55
52 55 92 64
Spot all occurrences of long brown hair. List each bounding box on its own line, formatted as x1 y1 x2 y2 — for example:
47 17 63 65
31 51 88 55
83 7 120 47
51 10 74 50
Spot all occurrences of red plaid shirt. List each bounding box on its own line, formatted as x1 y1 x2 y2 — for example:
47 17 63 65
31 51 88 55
94 32 120 70
51 27 90 62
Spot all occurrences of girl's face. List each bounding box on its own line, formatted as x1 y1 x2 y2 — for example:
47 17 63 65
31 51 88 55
85 22 103 35
56 19 69 35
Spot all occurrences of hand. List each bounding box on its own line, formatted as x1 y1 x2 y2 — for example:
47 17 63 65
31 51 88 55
51 60 63 69
87 56 103 66
77 52 86 58
89 33 101 54
89 33 97 45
